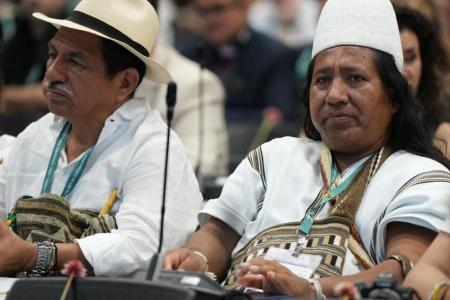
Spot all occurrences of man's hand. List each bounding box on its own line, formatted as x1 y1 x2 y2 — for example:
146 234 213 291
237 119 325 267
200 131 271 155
237 257 315 297
163 248 207 272
0 221 37 275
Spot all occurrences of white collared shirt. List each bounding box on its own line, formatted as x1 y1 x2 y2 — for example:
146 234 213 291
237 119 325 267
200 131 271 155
0 96 202 276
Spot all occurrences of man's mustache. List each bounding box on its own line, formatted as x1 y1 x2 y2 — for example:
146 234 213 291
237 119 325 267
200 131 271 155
45 82 73 98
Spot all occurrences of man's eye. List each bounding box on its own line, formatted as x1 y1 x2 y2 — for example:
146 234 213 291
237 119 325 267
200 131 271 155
68 59 81 67
46 53 56 66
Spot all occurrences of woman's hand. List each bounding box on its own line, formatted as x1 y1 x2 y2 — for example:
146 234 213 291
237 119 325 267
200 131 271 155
236 257 315 297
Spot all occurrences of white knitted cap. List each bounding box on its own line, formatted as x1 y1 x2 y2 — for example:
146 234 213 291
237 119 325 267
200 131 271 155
312 0 403 72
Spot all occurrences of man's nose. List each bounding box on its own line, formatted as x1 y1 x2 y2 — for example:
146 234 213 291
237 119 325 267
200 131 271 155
326 78 349 105
44 57 67 83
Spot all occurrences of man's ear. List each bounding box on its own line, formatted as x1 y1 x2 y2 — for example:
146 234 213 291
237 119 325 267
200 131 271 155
117 68 139 102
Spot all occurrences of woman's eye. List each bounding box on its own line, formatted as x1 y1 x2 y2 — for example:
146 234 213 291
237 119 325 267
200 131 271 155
404 53 417 64
315 76 329 84
349 75 364 82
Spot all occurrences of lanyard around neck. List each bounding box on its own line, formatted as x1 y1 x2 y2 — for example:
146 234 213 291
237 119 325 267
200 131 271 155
41 122 93 197
297 160 366 236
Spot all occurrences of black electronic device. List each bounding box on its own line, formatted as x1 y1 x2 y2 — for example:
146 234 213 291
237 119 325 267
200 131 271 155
355 273 415 300
6 277 195 300
153 270 251 300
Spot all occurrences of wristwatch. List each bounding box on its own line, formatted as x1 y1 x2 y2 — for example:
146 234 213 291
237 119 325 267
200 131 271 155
28 241 57 277
387 254 414 279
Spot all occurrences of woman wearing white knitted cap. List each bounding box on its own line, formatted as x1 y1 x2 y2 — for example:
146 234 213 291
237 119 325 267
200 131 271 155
164 0 450 297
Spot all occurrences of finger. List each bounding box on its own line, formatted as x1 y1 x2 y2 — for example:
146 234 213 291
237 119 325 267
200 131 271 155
248 265 261 274
163 248 191 270
178 254 207 272
237 273 265 289
238 262 251 273
247 259 289 276
237 263 263 280
239 271 280 295
162 252 179 270
236 267 248 279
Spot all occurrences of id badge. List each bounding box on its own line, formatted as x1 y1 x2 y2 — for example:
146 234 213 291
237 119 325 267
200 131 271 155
264 247 322 279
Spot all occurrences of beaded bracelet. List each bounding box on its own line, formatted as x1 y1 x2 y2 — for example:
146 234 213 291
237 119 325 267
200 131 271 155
192 250 208 272
309 278 327 300
429 281 449 300
191 250 217 280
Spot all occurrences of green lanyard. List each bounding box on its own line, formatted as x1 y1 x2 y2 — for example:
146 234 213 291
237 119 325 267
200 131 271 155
298 161 365 235
41 122 93 197
292 160 366 257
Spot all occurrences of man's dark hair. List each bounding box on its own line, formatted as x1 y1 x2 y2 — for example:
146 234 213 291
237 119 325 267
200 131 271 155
302 49 450 169
395 6 450 131
101 38 146 95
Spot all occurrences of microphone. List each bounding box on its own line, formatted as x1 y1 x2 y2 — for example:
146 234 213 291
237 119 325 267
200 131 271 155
159 81 177 253
146 81 177 280
144 80 250 299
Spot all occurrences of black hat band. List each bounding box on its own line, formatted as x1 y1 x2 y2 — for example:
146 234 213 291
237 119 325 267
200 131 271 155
67 11 150 57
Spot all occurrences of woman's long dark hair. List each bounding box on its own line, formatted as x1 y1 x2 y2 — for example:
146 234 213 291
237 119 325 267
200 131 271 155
396 6 450 129
302 48 450 169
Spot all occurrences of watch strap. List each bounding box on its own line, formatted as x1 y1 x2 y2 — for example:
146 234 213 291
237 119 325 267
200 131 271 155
28 241 57 277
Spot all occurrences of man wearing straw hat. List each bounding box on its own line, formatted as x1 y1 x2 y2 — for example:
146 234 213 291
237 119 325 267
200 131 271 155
0 0 202 277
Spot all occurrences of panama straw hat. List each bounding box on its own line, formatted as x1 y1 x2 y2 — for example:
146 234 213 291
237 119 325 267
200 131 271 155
33 0 172 83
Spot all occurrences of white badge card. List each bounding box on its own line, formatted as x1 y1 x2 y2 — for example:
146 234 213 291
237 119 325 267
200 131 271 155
264 247 322 279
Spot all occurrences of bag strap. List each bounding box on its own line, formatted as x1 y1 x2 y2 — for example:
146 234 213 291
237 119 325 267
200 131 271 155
349 225 376 269
369 170 450 261
247 146 266 212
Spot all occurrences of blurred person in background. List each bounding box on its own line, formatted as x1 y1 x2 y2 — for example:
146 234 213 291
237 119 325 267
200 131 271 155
392 0 442 36
247 0 320 92
0 0 68 135
177 0 301 123
247 0 319 50
136 46 229 177
396 6 450 158
138 0 229 177
431 0 450 43
391 0 450 96
158 0 203 47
